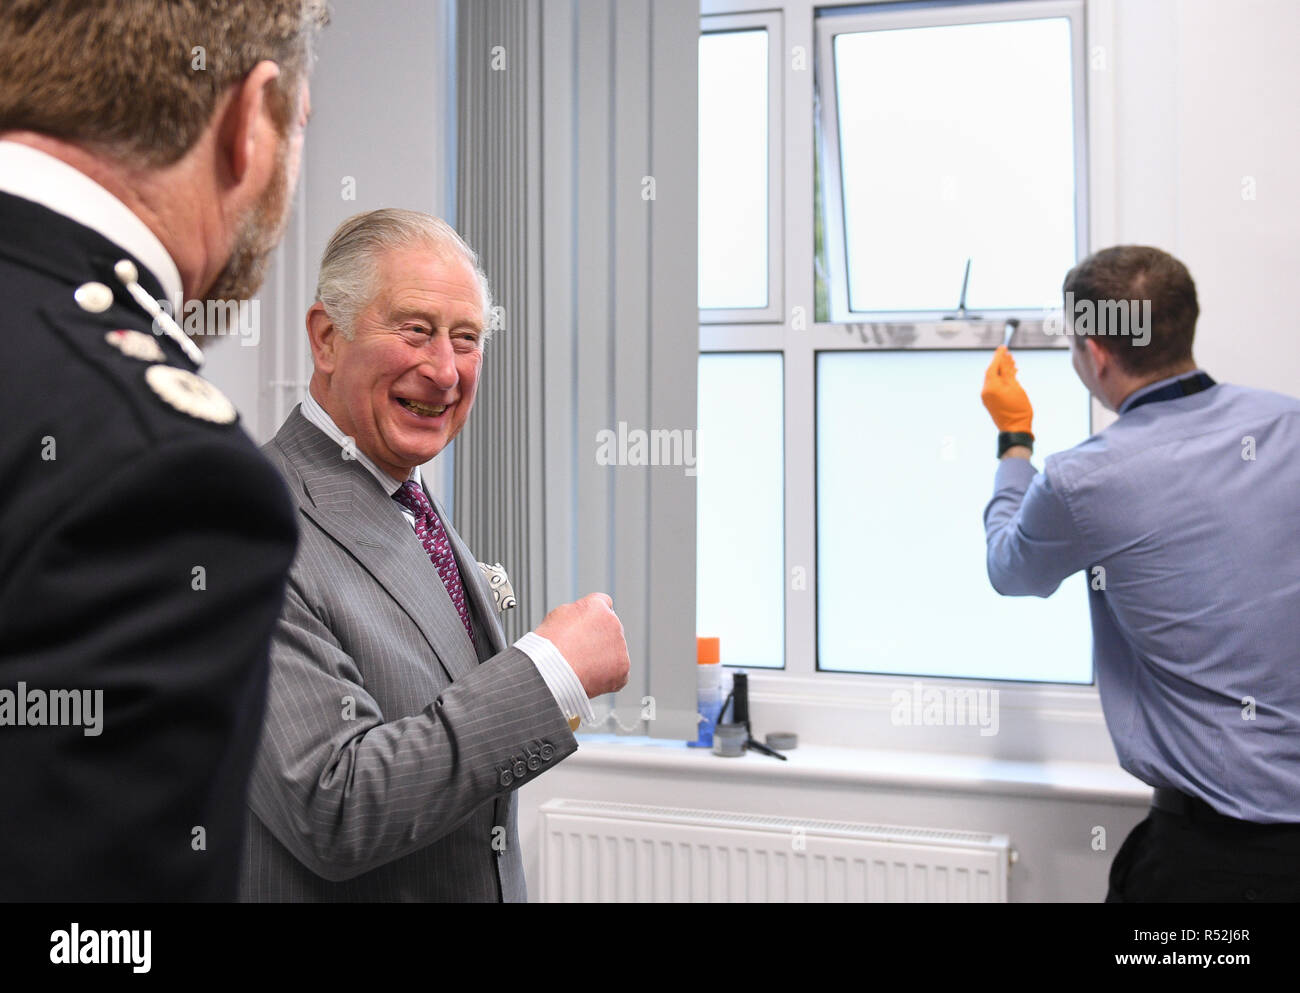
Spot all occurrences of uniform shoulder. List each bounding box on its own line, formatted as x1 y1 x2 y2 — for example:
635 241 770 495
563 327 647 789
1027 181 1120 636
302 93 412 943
0 266 278 552
6 275 245 453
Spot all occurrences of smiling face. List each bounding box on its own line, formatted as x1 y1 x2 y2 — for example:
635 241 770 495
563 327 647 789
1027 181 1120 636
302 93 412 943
312 245 485 480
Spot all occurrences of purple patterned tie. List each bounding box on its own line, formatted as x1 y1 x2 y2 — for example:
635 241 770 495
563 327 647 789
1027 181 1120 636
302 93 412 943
393 481 474 642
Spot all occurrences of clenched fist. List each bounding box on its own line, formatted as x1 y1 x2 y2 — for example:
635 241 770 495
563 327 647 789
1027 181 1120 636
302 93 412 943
981 346 1035 435
534 593 631 698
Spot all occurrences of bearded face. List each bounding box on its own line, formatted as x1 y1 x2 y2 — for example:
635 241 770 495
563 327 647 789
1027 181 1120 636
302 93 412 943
196 82 308 343
202 134 293 312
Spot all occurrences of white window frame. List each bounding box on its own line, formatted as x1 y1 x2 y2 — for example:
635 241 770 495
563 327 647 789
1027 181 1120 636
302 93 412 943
817 0 1089 326
699 10 786 326
699 0 1121 763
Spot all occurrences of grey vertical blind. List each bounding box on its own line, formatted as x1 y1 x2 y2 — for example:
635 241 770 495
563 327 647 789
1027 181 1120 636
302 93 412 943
456 0 699 738
454 0 542 646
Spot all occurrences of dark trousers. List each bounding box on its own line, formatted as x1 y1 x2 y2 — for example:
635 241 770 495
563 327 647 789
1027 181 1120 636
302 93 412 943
1107 797 1300 902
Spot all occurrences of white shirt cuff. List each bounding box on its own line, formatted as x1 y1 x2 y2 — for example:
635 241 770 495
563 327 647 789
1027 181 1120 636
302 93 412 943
514 631 596 727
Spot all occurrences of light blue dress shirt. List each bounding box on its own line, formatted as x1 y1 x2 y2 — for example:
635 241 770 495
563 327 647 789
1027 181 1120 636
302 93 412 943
985 373 1300 822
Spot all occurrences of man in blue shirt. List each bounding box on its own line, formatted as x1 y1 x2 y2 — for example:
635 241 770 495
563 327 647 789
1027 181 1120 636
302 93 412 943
981 245 1300 902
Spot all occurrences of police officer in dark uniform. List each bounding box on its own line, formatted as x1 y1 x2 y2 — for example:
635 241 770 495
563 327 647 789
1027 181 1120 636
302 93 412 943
0 1 327 901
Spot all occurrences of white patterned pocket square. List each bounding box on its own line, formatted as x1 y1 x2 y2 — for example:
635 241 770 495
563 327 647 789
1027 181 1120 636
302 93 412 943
477 562 517 614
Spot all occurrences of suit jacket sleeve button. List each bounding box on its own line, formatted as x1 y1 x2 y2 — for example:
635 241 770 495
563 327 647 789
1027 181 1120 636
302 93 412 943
512 760 527 778
539 743 555 761
499 768 513 787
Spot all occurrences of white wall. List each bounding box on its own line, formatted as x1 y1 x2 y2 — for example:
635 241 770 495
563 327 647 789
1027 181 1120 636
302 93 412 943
298 0 457 293
1110 0 1300 398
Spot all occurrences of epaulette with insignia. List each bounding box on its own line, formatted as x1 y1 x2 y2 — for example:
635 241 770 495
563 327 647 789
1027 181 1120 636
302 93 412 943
144 365 236 425
70 260 238 427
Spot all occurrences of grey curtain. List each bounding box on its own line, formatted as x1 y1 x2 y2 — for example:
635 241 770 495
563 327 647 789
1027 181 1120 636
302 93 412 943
455 0 699 738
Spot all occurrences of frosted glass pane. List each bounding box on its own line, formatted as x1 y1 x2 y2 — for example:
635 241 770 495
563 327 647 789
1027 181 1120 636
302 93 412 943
697 354 784 668
817 350 1092 682
699 30 769 310
834 18 1077 312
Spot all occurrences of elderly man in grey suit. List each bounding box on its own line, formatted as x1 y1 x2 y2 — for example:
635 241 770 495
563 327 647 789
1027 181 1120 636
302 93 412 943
241 208 630 901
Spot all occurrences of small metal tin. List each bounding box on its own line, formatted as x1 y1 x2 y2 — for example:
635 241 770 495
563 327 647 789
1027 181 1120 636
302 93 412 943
712 723 747 758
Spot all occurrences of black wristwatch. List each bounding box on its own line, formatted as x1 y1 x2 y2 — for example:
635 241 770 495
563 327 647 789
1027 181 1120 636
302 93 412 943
997 432 1035 458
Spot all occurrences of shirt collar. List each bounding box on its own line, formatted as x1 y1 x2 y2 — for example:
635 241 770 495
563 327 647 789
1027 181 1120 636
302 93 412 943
300 391 423 498
0 140 184 312
1119 369 1209 415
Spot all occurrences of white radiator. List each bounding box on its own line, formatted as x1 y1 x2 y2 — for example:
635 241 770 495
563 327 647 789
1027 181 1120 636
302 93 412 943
537 799 1012 902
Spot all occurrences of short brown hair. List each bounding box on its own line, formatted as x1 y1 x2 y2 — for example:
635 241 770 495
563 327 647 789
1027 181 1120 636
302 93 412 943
0 1 329 168
1062 245 1199 375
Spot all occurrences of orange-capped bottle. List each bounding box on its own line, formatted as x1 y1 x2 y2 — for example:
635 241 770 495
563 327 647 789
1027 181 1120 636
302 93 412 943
690 637 723 748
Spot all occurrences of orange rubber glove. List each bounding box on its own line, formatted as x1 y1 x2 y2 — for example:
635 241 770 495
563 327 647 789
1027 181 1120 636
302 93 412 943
981 346 1034 435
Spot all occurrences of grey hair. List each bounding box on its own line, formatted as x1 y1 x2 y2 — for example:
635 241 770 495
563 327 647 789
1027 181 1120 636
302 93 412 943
315 208 496 344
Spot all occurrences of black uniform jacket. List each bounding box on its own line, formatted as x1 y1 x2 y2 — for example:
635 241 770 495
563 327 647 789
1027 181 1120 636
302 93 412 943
0 190 298 901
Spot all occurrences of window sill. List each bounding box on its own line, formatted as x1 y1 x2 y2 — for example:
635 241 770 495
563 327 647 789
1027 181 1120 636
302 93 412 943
739 670 1119 763
571 735 1152 806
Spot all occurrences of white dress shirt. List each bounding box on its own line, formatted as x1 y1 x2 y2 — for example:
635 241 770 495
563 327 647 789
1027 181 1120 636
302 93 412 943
299 392 594 726
0 140 184 312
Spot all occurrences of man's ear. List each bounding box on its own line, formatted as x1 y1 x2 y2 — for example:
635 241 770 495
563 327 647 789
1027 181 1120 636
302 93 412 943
306 303 341 374
217 60 283 186
1083 336 1111 379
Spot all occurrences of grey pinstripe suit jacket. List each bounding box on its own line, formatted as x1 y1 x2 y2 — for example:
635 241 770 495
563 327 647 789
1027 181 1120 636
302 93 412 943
239 407 577 902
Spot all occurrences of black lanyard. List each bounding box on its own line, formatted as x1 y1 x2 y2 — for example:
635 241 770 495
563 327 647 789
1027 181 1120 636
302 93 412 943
1123 372 1217 414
